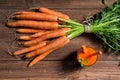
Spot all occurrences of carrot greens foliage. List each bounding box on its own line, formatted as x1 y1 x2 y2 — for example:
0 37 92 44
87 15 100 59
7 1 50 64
91 0 120 55
59 0 120 55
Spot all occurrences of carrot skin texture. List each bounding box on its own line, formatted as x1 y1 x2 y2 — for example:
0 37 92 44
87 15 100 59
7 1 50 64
25 36 69 58
28 50 53 67
31 31 49 38
23 28 70 46
28 38 70 67
7 20 59 30
16 28 46 33
19 36 35 40
15 13 58 21
38 7 70 20
14 41 48 55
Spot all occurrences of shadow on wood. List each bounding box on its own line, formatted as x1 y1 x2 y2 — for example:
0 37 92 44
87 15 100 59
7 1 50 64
61 51 82 73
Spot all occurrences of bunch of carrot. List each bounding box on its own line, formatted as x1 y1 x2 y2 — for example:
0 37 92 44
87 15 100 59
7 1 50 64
6 1 120 67
7 7 74 67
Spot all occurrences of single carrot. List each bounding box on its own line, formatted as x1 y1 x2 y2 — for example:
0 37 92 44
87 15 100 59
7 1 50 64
23 28 70 46
16 28 46 34
13 40 49 55
38 7 70 20
31 31 49 38
19 36 35 40
14 13 58 21
25 36 69 58
7 20 59 30
8 11 38 20
28 37 70 67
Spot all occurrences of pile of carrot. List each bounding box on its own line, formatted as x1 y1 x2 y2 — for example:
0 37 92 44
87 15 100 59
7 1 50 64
7 7 71 67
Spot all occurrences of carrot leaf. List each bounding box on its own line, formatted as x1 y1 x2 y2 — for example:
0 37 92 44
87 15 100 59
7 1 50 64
90 0 120 55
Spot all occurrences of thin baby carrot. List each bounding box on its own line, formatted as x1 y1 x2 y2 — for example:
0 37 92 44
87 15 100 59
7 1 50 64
28 37 70 67
23 28 70 46
28 50 53 67
38 7 70 20
31 31 49 38
16 28 47 34
25 36 69 58
7 20 59 30
16 28 46 34
14 13 58 21
13 40 49 55
19 36 35 40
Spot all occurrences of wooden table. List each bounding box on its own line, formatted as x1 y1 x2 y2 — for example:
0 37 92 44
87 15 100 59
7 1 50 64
0 0 120 80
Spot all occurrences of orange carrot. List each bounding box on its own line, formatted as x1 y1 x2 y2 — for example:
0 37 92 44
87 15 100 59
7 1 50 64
31 31 49 38
13 41 49 55
25 36 69 58
28 37 70 67
19 36 35 40
14 13 58 21
38 7 70 20
28 50 53 67
7 20 59 30
23 28 70 46
16 28 46 33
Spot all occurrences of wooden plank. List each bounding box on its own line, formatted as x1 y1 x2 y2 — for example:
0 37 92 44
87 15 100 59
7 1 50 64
26 0 115 9
0 61 119 80
0 0 28 9
0 0 115 9
0 0 119 80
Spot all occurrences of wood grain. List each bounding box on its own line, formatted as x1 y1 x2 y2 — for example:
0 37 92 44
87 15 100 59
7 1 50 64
27 0 115 9
0 61 119 80
0 0 119 80
0 0 28 9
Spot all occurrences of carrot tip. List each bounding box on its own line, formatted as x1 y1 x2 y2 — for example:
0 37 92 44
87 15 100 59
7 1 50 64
27 63 32 67
7 22 13 26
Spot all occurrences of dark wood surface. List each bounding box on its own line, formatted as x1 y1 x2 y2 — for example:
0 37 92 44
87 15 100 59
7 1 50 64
0 0 120 80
